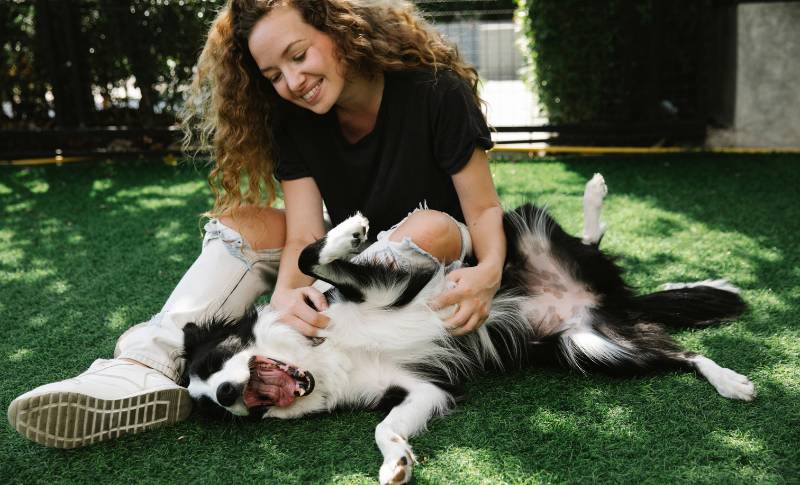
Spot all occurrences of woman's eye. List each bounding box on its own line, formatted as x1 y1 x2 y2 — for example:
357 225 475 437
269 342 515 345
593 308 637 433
294 51 306 62
269 73 281 84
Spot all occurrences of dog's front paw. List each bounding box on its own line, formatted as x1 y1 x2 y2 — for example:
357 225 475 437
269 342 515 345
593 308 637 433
379 436 415 485
319 213 369 263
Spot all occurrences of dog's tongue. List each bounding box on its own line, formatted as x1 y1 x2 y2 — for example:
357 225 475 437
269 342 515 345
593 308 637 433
244 357 314 409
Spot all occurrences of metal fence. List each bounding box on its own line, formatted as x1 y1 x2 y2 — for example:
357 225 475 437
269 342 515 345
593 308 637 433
0 0 734 160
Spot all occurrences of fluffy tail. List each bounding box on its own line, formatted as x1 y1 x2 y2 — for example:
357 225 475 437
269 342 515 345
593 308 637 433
628 286 747 328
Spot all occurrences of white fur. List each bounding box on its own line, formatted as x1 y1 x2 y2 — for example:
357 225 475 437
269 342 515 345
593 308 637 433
661 279 741 293
692 355 756 401
318 213 369 263
582 173 608 245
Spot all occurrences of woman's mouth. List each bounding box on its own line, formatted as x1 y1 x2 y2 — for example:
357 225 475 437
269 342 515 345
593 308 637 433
302 79 322 102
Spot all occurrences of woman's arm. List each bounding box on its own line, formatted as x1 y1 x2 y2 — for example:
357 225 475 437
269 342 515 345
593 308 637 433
431 147 506 336
269 177 331 336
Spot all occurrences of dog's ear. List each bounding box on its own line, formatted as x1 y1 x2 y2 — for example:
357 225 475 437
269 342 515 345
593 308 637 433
181 321 204 362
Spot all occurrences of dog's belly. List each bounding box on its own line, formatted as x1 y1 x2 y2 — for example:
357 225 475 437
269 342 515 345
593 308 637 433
518 235 598 338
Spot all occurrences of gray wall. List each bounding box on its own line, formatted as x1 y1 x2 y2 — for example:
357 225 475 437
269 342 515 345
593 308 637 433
708 2 800 149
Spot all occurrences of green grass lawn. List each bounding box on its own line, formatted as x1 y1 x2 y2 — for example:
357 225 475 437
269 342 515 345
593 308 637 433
2 154 799 484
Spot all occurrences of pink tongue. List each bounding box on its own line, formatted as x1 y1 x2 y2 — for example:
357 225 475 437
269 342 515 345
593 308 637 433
244 368 296 408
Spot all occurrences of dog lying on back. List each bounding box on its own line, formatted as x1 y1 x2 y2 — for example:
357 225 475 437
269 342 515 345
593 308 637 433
182 174 754 485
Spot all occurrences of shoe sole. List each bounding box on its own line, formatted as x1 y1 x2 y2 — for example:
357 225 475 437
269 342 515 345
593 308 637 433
8 388 192 449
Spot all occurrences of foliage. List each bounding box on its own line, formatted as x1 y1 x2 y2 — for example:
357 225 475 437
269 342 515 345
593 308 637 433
1 0 218 128
516 0 707 124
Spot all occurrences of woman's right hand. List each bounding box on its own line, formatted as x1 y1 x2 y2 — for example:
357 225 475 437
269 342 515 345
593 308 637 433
269 286 331 337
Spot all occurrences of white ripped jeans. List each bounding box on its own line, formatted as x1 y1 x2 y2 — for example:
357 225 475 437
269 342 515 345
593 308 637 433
115 209 472 383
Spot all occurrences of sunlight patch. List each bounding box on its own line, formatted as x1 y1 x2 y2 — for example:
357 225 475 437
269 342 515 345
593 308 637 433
708 429 765 454
156 221 189 243
9 348 32 362
423 446 544 485
24 180 50 194
106 307 131 330
91 179 114 194
0 182 12 194
0 247 24 266
47 280 70 294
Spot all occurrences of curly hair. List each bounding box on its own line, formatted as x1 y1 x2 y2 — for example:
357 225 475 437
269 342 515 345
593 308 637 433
181 0 485 216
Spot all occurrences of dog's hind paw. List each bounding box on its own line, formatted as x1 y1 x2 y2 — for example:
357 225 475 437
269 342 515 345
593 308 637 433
693 355 756 401
584 173 608 206
379 450 415 485
319 213 369 263
582 173 608 245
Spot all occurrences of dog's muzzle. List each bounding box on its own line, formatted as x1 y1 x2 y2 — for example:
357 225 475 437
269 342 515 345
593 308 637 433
244 357 315 410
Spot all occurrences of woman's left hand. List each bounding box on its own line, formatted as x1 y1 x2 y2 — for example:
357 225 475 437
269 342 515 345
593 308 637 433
429 263 502 336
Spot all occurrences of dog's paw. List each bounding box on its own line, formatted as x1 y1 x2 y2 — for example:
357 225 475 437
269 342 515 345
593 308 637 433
319 213 369 263
584 173 608 210
694 356 756 401
582 173 608 245
379 437 415 485
711 367 756 401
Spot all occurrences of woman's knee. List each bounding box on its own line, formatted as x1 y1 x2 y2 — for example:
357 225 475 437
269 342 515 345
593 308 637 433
219 206 286 251
388 210 462 265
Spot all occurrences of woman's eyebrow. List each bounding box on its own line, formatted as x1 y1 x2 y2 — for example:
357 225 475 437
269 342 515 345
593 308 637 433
260 39 304 73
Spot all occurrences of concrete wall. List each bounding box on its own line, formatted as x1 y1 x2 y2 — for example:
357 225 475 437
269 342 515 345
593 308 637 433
708 2 800 149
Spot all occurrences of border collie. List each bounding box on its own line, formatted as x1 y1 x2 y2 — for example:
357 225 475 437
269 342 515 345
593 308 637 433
182 174 754 485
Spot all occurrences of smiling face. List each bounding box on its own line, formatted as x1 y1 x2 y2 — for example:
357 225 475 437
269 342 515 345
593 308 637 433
248 5 346 114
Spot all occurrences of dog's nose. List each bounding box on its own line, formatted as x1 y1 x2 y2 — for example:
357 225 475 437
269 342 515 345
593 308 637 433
216 382 240 407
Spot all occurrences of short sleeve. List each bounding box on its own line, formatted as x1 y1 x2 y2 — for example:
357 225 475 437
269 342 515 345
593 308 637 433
432 73 494 175
272 123 312 181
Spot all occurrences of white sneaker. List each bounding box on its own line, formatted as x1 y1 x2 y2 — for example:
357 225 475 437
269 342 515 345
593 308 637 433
8 359 192 448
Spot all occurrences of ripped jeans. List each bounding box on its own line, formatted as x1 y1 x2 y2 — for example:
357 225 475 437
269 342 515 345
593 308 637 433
115 209 472 383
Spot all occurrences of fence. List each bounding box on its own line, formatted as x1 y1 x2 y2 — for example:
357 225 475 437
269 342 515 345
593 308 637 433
1 0 728 160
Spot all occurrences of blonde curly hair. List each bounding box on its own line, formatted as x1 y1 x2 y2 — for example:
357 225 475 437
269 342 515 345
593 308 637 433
181 0 485 215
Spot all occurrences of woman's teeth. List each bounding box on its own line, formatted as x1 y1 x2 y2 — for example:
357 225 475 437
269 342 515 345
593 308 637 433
302 81 321 100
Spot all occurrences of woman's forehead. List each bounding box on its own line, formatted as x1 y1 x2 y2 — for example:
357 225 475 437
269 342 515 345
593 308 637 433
248 6 311 68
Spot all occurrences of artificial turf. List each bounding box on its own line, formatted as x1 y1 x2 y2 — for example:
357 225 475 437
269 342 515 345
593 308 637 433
2 154 798 484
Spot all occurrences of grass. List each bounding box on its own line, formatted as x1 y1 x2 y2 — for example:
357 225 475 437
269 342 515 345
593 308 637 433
2 154 799 484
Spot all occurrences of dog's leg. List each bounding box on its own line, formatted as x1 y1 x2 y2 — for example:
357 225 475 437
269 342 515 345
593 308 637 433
690 354 756 400
375 381 453 485
557 324 756 401
297 213 372 295
582 173 608 246
317 213 370 264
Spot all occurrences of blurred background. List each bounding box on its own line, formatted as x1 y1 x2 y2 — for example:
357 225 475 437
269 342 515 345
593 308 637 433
1 0 798 160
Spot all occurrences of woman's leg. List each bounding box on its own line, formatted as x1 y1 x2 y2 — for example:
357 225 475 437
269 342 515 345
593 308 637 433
9 207 285 449
350 209 472 271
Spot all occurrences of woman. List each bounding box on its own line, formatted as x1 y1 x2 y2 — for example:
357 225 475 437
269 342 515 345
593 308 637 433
8 0 505 448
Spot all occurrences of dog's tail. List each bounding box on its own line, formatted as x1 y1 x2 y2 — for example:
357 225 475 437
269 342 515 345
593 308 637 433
627 285 747 328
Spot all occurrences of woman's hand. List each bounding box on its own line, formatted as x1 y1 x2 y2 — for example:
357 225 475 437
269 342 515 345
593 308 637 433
269 286 330 337
429 263 502 336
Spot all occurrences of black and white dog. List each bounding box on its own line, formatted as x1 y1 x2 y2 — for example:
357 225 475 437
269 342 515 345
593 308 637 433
182 174 754 485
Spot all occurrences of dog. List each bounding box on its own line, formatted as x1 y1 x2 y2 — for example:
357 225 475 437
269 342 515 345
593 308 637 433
182 174 754 485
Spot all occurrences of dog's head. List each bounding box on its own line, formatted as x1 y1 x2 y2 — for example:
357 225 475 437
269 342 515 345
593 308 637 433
182 310 316 420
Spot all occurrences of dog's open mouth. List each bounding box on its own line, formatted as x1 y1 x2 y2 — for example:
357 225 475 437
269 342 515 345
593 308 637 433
243 357 315 409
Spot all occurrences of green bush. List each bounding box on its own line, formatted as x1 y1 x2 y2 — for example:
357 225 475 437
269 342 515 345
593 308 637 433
516 0 707 124
1 0 216 129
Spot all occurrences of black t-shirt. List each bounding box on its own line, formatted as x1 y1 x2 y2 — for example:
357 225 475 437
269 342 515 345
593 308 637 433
272 68 493 239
